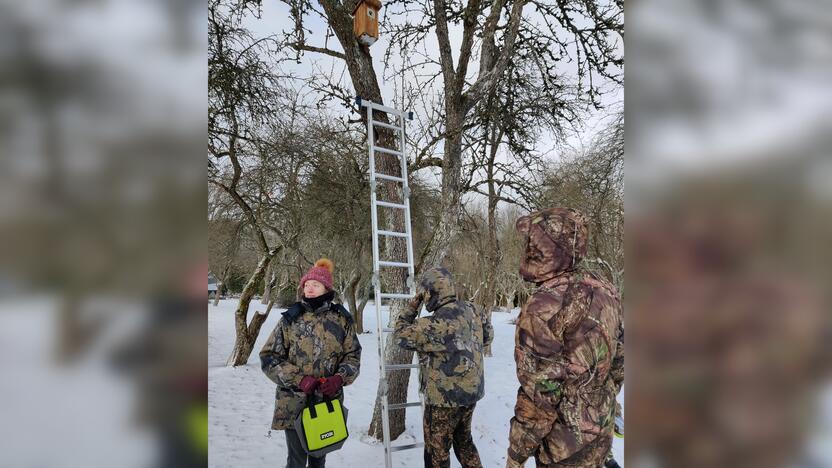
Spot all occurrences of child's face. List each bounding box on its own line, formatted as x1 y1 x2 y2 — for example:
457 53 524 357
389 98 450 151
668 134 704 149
303 280 326 299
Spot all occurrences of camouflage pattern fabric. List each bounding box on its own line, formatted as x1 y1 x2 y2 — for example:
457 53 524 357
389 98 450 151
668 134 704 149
534 432 611 468
394 267 493 407
423 404 483 468
516 207 589 285
507 208 623 466
259 299 361 430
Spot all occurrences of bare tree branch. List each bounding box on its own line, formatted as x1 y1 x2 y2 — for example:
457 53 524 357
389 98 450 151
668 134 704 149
288 41 346 60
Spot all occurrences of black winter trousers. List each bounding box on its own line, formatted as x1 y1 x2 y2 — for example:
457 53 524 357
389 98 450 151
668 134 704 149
284 429 325 468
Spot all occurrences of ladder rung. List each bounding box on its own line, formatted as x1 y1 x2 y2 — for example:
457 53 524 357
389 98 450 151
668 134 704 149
378 229 408 238
375 147 403 157
379 293 414 300
390 442 424 452
386 363 419 371
388 401 422 410
358 98 409 118
375 200 407 210
374 173 404 183
379 260 411 268
372 120 402 131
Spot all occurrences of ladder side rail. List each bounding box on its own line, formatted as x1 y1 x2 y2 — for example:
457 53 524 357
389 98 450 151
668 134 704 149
367 104 394 468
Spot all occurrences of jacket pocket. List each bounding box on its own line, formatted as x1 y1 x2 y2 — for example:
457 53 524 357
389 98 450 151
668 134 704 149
274 387 305 425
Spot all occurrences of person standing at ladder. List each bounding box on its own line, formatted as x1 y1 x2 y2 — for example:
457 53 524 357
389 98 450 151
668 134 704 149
260 259 362 468
506 208 623 468
394 267 493 468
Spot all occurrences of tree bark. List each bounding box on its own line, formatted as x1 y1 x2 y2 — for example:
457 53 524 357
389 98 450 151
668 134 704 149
367 302 415 439
482 126 501 357
214 263 231 307
226 247 279 366
345 271 366 334
247 297 275 344
260 261 273 305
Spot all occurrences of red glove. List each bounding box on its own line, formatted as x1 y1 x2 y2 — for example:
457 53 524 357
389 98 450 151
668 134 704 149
319 375 344 397
299 375 319 395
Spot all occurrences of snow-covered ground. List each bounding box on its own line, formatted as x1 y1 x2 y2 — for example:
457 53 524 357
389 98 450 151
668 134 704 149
209 299 624 467
0 298 155 468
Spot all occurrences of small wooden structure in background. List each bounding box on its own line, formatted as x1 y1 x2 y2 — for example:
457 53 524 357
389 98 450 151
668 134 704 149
352 0 382 46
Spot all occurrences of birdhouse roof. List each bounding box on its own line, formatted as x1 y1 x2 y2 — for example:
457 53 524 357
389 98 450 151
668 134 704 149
352 0 382 15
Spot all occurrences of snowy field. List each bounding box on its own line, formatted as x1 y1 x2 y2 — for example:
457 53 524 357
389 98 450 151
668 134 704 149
0 298 156 468
209 299 624 467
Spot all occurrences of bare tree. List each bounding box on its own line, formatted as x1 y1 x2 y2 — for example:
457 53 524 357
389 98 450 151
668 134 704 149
209 0 290 366
291 119 375 333
452 29 592 352
208 214 245 306
538 112 623 289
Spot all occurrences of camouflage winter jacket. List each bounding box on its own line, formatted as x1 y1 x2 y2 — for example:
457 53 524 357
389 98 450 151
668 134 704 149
259 298 362 430
394 267 493 407
514 208 623 446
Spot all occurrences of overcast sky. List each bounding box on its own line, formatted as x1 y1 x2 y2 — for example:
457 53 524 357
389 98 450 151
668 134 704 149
242 1 623 163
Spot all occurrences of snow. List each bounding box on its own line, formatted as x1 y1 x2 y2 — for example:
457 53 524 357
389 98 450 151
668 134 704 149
209 299 624 467
0 298 155 468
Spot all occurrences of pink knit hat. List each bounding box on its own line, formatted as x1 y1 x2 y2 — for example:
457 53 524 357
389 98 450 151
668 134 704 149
300 258 334 290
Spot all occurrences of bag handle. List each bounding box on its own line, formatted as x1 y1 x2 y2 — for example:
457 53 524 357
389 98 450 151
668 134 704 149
305 392 337 419
306 394 318 419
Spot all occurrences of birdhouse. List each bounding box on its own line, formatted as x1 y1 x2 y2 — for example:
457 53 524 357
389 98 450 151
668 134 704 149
352 0 382 46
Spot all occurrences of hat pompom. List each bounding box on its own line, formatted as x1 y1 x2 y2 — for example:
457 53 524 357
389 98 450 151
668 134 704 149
315 258 334 273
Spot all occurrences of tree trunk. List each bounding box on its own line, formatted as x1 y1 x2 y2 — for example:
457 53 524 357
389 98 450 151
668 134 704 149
226 248 279 367
356 295 369 333
483 207 498 357
214 264 231 307
247 298 275 343
352 306 364 335
367 300 415 439
260 261 274 305
415 106 466 271
345 271 365 334
482 125 502 357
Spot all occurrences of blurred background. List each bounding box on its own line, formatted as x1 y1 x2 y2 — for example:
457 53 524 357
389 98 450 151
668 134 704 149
627 0 832 467
0 1 206 467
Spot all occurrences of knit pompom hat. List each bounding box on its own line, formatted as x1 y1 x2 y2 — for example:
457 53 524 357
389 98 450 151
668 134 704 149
300 258 334 290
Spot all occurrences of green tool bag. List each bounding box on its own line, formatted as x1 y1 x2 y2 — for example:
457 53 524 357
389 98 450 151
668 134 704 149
293 395 349 457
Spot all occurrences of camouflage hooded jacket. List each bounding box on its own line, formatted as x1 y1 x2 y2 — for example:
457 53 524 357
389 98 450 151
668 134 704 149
259 297 361 430
394 267 494 407
514 208 623 446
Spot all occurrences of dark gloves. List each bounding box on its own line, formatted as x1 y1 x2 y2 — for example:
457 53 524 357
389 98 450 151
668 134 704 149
299 375 319 395
401 291 424 323
319 375 344 397
301 374 344 396
408 292 424 311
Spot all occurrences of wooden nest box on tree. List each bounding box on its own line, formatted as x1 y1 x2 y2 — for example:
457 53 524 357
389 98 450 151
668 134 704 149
352 0 382 46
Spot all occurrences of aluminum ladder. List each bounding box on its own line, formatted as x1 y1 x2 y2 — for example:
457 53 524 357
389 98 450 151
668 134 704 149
358 96 423 467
